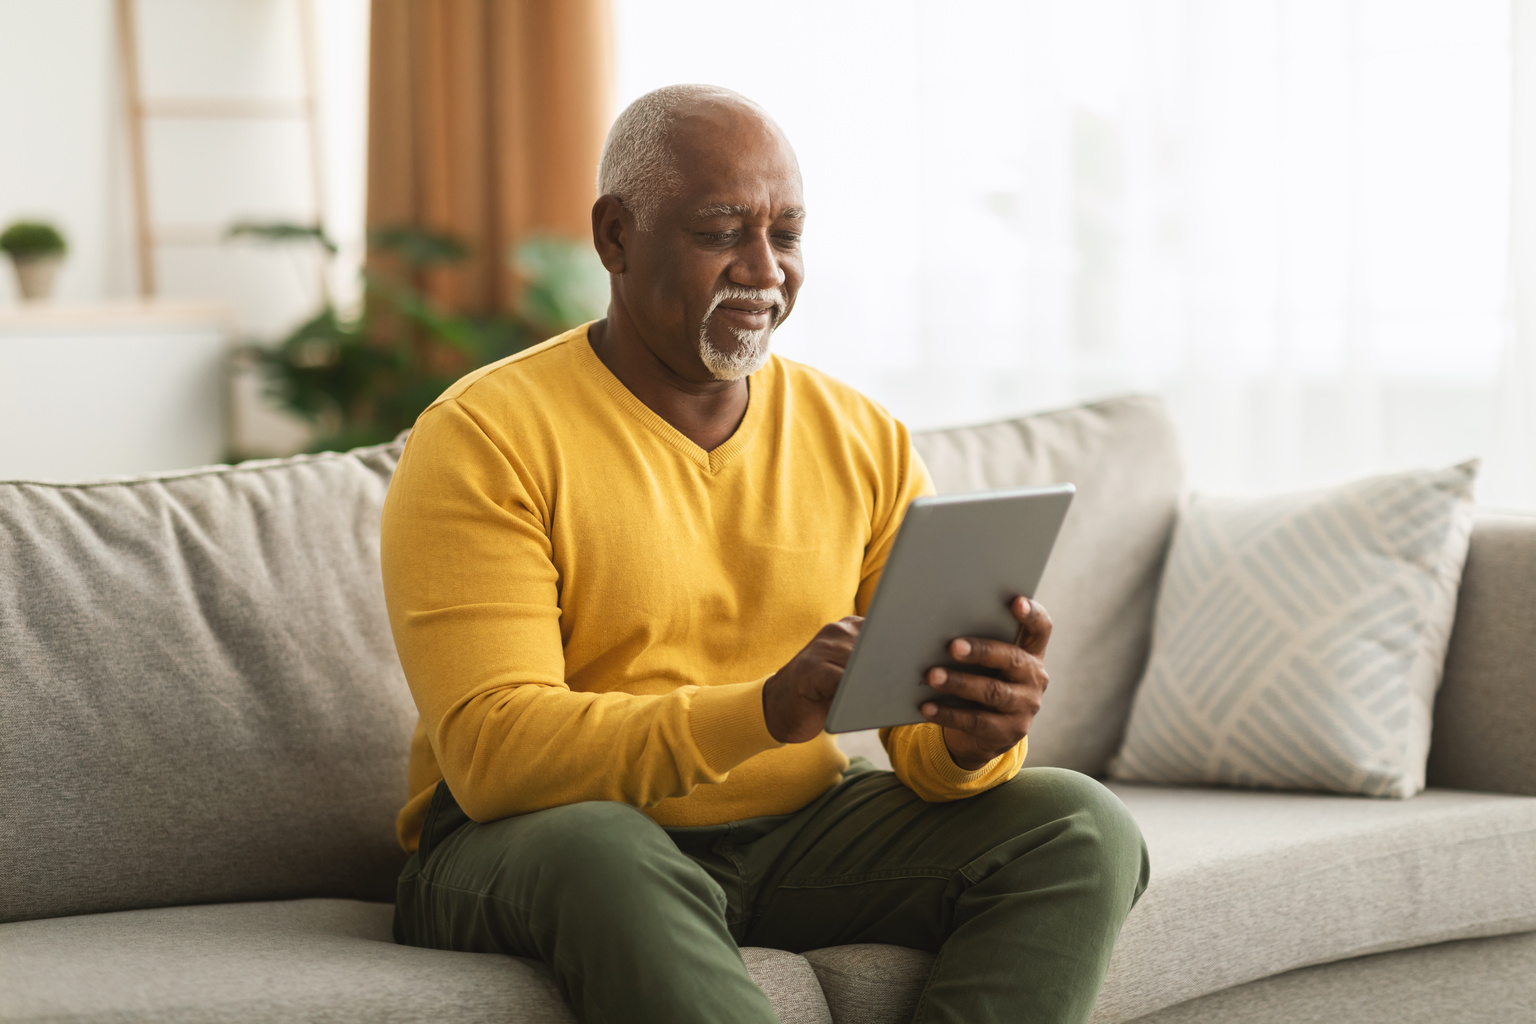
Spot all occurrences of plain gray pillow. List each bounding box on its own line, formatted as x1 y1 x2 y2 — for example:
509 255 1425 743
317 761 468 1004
0 445 415 924
905 395 1185 776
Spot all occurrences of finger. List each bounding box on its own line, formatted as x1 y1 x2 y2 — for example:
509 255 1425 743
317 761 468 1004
818 640 857 669
826 616 863 639
948 636 1027 676
1010 596 1053 657
920 702 1014 744
811 661 845 700
927 667 1019 712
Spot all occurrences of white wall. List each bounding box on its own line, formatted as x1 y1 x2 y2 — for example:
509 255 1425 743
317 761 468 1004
0 0 370 460
0 0 370 334
0 0 131 306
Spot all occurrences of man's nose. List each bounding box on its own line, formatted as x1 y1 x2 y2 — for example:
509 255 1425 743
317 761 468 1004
730 231 785 291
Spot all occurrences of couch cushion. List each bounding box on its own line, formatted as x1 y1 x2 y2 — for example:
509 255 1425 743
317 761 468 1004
795 786 1536 1024
0 899 832 1024
1128 930 1536 1024
801 944 933 1024
1094 784 1536 1023
898 395 1183 776
1428 511 1536 797
0 446 414 924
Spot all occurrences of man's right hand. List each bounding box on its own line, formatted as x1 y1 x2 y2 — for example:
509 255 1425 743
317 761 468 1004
762 616 862 743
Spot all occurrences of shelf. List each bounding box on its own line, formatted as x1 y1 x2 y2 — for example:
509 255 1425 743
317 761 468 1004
0 301 236 335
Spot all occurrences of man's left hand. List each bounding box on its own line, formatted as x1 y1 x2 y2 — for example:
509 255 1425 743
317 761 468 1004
920 596 1052 771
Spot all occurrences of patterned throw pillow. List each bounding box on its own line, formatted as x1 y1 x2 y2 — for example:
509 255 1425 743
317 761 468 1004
1110 461 1477 798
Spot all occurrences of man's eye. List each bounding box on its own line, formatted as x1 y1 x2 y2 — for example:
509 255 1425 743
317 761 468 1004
774 234 802 248
701 231 738 244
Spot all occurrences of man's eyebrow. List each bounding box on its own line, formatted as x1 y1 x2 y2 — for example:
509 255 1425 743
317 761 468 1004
693 203 751 219
692 203 807 221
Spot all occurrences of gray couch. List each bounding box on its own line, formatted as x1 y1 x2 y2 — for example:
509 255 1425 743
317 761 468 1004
3 395 1534 1023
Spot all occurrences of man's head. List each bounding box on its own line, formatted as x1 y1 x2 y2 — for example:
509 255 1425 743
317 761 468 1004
592 85 804 382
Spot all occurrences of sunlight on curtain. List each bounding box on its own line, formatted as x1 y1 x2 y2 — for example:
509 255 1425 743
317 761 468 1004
613 0 1530 506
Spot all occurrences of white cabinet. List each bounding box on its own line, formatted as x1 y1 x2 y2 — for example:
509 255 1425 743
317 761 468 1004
0 302 233 481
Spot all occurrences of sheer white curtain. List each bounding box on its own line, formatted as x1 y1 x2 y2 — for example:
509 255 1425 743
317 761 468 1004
613 0 1533 507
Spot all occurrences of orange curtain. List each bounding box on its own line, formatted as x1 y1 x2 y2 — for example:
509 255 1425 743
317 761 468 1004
366 0 613 314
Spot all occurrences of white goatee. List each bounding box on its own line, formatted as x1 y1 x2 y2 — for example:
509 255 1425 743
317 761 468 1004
698 284 786 381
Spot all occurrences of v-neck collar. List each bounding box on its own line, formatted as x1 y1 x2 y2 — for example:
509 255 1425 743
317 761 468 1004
575 325 765 475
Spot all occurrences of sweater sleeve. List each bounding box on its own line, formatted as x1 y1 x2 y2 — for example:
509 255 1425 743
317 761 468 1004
857 437 1027 801
381 399 782 826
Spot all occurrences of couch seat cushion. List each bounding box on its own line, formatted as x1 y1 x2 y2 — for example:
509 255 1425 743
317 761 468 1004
0 899 832 1024
1094 784 1536 1023
1130 930 1536 1024
793 785 1536 1024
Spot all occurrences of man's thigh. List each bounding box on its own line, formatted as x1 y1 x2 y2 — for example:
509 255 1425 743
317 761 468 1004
740 764 1146 953
395 785 730 957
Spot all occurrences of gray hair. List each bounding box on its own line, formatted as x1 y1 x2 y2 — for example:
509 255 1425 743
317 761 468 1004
596 84 763 229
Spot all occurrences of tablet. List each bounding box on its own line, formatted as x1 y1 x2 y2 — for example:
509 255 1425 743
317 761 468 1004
823 483 1075 734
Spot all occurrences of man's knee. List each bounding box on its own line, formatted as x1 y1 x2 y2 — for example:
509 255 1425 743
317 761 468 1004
995 768 1150 904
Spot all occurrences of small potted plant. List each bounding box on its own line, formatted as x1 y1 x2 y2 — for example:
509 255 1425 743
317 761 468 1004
1 220 68 302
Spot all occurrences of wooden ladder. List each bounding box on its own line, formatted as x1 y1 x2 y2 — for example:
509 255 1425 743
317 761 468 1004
114 0 327 298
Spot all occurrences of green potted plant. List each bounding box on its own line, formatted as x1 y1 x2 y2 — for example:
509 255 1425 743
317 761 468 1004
225 221 608 455
0 220 68 302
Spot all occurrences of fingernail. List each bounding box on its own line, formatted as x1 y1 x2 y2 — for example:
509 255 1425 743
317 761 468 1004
953 639 971 657
929 668 946 687
1019 597 1031 613
921 703 937 718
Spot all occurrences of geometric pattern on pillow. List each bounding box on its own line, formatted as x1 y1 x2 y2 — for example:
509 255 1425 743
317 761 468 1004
1110 461 1478 798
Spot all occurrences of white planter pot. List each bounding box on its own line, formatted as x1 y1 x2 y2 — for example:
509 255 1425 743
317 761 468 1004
11 255 61 302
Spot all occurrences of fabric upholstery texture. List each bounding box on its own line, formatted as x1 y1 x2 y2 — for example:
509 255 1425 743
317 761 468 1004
889 394 1183 776
0 446 414 924
1128 930 1536 1024
801 944 934 1024
1091 784 1536 1023
1427 511 1536 797
770 786 1536 1024
1112 462 1477 797
0 900 831 1024
16 785 1522 1024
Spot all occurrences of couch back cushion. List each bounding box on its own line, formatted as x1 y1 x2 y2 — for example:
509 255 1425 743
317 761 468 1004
912 395 1183 775
0 445 414 924
1427 511 1536 796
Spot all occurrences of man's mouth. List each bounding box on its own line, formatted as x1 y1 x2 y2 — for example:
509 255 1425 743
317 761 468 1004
704 285 787 336
717 303 774 319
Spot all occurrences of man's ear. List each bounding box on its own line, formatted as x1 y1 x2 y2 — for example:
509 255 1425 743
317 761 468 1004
591 195 629 274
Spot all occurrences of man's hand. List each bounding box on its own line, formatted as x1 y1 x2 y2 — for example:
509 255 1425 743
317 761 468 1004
921 596 1052 771
763 616 862 743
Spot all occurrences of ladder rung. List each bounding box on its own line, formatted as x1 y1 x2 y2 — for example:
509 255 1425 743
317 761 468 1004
140 97 310 119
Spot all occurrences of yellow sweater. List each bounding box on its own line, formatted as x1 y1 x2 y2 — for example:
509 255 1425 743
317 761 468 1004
381 324 1024 851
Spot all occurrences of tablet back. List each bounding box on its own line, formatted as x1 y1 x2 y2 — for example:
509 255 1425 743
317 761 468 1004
825 484 1075 733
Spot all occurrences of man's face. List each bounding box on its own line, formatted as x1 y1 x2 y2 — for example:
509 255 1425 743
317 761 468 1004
618 106 805 382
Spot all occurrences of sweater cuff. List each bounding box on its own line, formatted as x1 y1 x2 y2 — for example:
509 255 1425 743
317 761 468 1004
917 724 1028 789
689 677 783 775
918 723 1002 786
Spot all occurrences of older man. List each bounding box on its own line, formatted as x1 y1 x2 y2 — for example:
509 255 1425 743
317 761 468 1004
382 85 1148 1024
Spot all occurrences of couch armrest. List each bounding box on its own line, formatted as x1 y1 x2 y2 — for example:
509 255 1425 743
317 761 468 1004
1426 512 1536 796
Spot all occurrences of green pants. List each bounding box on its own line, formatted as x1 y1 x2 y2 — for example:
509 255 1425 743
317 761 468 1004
394 762 1149 1024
